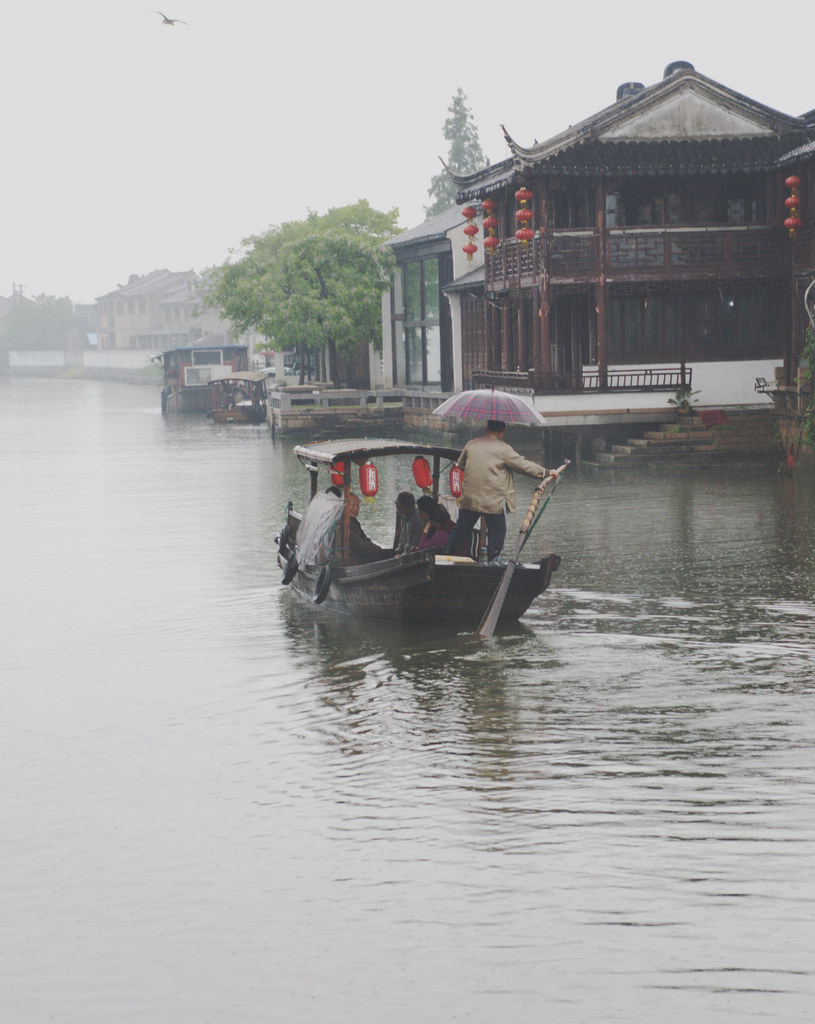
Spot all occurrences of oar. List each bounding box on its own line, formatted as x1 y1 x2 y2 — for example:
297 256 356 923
475 460 570 639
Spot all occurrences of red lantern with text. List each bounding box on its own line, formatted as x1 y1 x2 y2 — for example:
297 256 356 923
461 205 479 262
449 465 463 499
785 173 802 239
330 460 346 487
412 456 433 492
359 462 379 503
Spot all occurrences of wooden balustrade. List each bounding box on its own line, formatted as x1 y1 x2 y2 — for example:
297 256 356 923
485 226 788 289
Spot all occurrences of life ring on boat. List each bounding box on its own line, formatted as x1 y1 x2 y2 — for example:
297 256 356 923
278 523 291 556
281 552 298 585
313 565 333 604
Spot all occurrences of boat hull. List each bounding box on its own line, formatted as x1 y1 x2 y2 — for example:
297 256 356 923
277 545 561 625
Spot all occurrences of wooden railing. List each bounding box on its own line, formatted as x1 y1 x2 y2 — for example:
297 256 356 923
472 367 691 395
486 225 788 289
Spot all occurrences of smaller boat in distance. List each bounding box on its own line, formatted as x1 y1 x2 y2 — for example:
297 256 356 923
276 438 561 627
207 372 269 424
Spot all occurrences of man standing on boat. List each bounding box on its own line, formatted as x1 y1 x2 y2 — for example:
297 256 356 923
443 420 559 561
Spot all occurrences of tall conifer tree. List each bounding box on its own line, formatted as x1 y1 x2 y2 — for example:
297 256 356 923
425 88 485 217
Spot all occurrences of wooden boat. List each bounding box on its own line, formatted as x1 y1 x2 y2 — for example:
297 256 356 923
276 439 561 626
207 371 269 424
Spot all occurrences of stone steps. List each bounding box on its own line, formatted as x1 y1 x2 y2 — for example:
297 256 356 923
592 409 782 467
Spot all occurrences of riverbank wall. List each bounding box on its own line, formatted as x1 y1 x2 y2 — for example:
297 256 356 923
3 359 809 468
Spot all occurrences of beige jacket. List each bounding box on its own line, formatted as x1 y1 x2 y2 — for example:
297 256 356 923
457 435 547 514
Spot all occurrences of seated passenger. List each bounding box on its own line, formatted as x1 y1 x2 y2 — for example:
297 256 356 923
393 491 423 555
416 494 435 524
419 502 456 551
345 493 391 564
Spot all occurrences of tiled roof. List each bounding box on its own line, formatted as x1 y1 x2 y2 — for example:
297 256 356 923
777 138 815 167
388 206 465 248
443 265 485 293
530 136 803 177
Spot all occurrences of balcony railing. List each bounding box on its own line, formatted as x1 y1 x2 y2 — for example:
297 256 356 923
485 225 788 289
472 367 691 395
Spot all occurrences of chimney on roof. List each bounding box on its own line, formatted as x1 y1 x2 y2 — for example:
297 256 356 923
616 82 645 101
663 60 695 79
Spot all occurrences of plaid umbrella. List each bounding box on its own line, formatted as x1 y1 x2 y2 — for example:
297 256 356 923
433 388 546 425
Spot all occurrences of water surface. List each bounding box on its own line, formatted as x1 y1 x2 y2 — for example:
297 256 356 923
1 377 813 1023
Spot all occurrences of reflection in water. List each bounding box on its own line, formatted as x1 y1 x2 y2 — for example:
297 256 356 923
1 378 814 1023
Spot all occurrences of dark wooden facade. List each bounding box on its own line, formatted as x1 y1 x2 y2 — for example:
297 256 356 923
453 65 815 394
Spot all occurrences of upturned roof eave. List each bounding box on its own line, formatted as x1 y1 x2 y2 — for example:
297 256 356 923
505 67 808 167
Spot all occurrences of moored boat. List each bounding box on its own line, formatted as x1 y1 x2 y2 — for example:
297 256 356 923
207 371 268 424
276 439 562 627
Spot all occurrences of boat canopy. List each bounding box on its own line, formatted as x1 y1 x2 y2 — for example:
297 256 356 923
293 438 461 470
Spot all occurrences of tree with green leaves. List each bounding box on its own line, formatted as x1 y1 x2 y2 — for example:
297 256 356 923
205 200 398 386
0 294 78 351
425 88 486 218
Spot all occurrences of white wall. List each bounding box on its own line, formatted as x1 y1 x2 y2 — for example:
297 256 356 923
84 349 160 369
9 351 67 367
536 359 781 416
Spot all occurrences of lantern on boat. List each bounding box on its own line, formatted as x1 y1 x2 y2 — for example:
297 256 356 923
515 186 534 247
449 464 463 500
785 174 802 239
359 462 379 504
330 460 346 488
412 456 433 493
461 204 479 262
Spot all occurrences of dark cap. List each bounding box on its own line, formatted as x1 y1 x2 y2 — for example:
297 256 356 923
395 491 416 510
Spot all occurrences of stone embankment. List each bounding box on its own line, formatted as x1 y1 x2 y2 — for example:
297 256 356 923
589 409 783 467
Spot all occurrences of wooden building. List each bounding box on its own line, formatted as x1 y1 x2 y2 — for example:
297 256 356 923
450 62 815 409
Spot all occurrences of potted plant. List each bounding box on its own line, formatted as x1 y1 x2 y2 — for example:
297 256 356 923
668 384 700 421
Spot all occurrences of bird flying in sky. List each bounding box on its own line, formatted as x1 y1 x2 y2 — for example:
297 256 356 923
155 11 187 26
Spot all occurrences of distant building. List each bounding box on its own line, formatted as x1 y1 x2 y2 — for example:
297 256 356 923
94 269 241 351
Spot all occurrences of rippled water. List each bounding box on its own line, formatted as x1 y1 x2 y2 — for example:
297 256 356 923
2 377 814 1023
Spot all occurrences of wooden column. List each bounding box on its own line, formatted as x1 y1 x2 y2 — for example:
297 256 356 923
538 195 551 387
485 296 494 372
517 300 526 372
502 303 512 372
595 181 608 391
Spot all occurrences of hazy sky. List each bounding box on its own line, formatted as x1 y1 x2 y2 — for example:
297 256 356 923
4 0 812 303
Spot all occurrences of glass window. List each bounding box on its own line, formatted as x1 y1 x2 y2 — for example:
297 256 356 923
423 259 440 319
405 263 422 321
392 270 404 316
192 349 223 366
406 327 423 384
425 325 441 385
393 322 406 386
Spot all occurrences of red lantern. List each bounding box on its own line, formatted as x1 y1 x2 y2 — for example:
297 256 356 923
785 195 799 210
330 460 346 487
484 235 500 251
412 456 433 492
359 462 378 501
461 204 479 261
785 175 801 190
785 216 802 231
449 465 463 498
483 215 498 231
481 198 497 213
515 227 534 246
515 207 533 224
515 187 533 204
